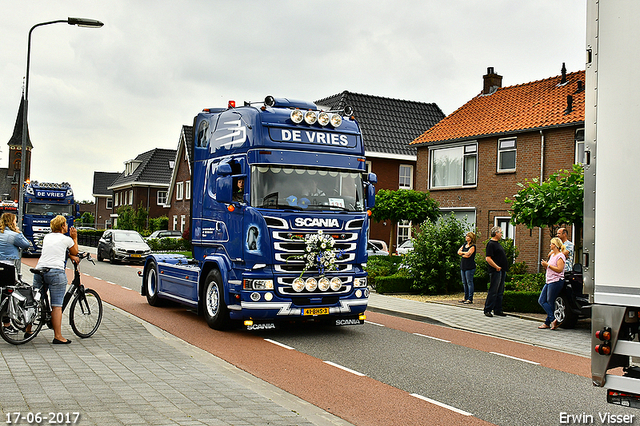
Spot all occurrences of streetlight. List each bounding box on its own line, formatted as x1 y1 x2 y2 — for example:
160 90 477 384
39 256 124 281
18 17 104 231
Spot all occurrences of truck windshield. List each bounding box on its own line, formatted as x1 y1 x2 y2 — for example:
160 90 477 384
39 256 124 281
24 203 74 217
251 165 365 212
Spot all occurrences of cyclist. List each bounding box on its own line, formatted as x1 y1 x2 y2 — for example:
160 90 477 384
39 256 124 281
30 215 79 344
0 213 31 333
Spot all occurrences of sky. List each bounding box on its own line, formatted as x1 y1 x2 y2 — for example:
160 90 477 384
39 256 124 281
0 1 586 202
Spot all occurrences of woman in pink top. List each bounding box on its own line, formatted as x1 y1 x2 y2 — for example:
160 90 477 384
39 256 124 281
538 237 566 330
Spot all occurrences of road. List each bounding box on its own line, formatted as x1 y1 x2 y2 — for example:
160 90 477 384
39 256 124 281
22 255 638 426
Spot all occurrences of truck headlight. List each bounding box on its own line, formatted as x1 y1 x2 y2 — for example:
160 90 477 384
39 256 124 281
292 278 305 292
354 277 367 288
243 279 274 290
318 277 330 292
330 277 342 291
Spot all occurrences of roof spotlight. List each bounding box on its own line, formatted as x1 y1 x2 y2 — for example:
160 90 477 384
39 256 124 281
265 95 276 107
318 112 331 126
304 111 318 125
330 114 342 127
343 105 354 116
290 109 304 124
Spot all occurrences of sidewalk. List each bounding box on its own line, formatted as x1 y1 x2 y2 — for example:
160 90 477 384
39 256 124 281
1 266 351 426
367 292 591 357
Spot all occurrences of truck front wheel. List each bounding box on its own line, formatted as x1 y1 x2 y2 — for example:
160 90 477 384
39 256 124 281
203 270 229 330
144 260 162 306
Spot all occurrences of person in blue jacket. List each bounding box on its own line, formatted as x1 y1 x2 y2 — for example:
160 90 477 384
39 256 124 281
0 212 31 333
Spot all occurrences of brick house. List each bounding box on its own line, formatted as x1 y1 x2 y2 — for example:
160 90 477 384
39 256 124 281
165 125 193 233
91 171 120 229
316 91 445 251
411 66 585 271
108 148 176 227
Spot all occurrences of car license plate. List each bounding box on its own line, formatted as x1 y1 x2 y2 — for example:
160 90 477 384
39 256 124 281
131 254 141 258
303 307 330 316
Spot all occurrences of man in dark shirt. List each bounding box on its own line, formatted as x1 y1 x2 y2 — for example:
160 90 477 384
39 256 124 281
484 226 509 317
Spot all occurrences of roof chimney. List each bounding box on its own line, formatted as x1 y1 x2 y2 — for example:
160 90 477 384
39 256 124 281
561 62 567 84
565 95 573 114
483 67 503 95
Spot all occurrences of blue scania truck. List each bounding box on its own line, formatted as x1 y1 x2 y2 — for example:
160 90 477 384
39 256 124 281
22 181 78 255
141 96 376 330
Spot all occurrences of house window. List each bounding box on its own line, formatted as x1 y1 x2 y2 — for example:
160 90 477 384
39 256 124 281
114 193 119 207
185 180 191 200
180 215 186 232
176 182 184 201
575 128 585 164
129 190 134 205
173 215 178 231
157 191 167 205
440 208 477 230
495 217 515 243
430 143 477 188
399 165 413 189
397 220 412 247
497 138 516 172
365 161 372 174
106 197 113 210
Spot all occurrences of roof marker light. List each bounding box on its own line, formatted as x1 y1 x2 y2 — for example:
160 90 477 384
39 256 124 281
228 100 236 108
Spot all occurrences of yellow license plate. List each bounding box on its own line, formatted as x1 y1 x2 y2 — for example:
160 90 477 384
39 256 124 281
131 254 141 258
303 307 330 316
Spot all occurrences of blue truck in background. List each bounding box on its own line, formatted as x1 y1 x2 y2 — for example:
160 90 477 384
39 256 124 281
22 181 78 255
141 96 376 330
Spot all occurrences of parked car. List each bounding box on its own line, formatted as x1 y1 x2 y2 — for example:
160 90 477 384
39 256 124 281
367 241 389 256
97 229 151 264
554 263 591 328
76 226 96 231
145 230 182 241
395 239 414 255
368 239 389 252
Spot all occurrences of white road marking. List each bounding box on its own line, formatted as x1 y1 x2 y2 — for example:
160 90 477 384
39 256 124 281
413 333 451 343
107 281 116 285
365 320 385 327
490 352 540 365
264 339 295 350
122 286 133 291
410 393 472 416
323 361 366 377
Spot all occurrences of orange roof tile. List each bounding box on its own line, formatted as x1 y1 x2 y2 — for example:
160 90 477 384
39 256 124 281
412 70 585 145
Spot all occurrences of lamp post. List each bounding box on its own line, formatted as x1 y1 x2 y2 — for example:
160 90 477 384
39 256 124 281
18 17 104 231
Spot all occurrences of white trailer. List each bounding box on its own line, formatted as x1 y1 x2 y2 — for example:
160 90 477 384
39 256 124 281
586 0 640 407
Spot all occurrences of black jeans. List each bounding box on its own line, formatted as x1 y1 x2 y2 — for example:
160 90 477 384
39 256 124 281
0 263 16 324
484 270 506 314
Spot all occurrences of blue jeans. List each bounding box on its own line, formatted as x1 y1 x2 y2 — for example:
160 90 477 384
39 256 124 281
484 270 506 314
33 269 68 307
461 268 475 302
538 279 564 325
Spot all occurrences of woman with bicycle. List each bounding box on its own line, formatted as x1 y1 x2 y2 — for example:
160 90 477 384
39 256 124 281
31 215 78 344
0 213 31 333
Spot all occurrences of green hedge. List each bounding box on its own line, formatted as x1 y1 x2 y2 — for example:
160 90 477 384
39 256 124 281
146 237 191 252
502 291 545 314
375 274 415 294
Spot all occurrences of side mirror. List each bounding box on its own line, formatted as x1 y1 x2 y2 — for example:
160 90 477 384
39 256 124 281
367 172 378 184
218 163 232 176
216 176 233 203
366 183 376 208
573 263 583 273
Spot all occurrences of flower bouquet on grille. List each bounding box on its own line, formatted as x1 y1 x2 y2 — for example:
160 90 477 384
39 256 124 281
291 230 344 276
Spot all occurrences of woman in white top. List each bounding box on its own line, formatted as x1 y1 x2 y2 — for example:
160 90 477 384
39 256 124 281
32 215 78 344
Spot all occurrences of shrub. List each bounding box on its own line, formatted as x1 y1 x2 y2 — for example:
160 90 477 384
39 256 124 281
502 291 545 314
149 216 169 232
365 256 404 289
147 237 190 252
375 273 415 294
509 273 545 292
402 213 468 294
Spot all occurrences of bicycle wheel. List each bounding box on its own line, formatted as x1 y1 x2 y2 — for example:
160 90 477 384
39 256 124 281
69 289 103 338
0 298 44 345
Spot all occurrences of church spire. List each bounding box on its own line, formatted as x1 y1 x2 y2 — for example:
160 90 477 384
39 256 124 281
8 96 33 148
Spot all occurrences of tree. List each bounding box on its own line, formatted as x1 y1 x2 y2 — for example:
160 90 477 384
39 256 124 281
371 189 440 250
505 164 583 237
115 204 148 232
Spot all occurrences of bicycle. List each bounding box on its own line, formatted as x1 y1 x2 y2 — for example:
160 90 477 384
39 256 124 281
0 252 103 345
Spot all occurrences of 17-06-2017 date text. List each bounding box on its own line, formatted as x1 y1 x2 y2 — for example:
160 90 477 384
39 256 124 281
5 412 80 424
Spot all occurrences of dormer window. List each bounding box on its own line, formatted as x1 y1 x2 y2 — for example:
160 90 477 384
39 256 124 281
124 160 141 176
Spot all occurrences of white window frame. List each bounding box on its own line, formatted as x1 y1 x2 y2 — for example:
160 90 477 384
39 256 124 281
439 208 477 230
128 189 134 205
497 138 517 172
399 164 413 189
397 220 412 247
114 193 119 207
176 182 184 201
180 215 186 232
106 197 113 210
575 128 585 164
365 160 372 174
185 180 191 200
157 191 167 205
495 217 516 244
172 215 178 231
429 142 477 189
